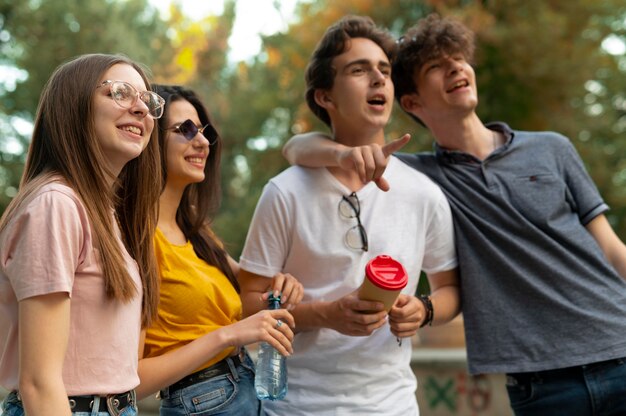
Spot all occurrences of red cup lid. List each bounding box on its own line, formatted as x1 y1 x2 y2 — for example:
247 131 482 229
365 255 408 290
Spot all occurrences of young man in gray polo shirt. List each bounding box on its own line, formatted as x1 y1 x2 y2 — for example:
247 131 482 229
283 13 626 416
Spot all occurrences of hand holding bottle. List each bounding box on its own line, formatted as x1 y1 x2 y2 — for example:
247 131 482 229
255 294 289 400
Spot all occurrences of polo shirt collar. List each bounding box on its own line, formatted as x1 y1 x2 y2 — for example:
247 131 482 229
434 121 514 163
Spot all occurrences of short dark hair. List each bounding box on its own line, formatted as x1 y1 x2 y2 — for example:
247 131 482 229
305 15 396 127
392 14 475 104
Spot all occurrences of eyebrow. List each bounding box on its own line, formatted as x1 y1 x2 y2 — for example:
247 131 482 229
342 59 391 71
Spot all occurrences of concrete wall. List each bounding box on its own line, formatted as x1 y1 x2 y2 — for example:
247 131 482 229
412 349 512 416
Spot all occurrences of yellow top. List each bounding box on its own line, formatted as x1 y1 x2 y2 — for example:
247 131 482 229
143 228 241 371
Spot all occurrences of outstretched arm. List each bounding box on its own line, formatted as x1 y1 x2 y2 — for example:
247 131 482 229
283 133 410 191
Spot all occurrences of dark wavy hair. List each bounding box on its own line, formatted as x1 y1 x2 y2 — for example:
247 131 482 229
305 15 396 127
152 85 238 292
393 13 475 125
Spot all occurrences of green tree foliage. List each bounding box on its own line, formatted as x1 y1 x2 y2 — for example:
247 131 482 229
0 0 174 211
2 0 626 256
214 0 626 255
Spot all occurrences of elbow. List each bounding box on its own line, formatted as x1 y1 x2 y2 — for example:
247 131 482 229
18 374 58 404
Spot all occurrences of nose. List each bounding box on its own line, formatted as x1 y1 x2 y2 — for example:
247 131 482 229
371 67 387 86
446 58 464 76
192 131 210 148
130 95 150 118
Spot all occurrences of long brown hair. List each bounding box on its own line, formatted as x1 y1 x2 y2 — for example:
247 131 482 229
0 54 161 327
153 85 238 292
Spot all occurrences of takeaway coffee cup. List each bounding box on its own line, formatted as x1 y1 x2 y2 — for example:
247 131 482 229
358 255 408 311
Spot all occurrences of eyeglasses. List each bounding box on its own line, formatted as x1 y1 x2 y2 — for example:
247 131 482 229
97 80 165 119
165 119 219 145
338 192 368 252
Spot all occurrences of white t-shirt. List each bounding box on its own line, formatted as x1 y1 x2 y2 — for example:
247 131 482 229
240 156 457 416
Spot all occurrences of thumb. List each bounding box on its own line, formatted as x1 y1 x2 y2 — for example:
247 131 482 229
374 177 391 192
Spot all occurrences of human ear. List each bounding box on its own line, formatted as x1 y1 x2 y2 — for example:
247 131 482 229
314 89 334 109
400 93 421 115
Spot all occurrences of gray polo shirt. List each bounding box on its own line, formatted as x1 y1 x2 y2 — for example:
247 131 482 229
398 122 626 374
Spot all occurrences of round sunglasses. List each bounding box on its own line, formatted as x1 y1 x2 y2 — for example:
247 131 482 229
165 119 219 145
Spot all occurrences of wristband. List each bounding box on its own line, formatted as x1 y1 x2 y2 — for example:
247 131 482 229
418 295 434 328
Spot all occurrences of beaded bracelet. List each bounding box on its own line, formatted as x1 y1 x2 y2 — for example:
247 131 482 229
418 295 434 328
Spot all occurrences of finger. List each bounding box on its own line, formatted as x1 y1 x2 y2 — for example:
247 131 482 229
374 177 390 192
362 317 389 334
280 274 299 306
269 309 296 329
271 273 286 298
382 134 411 157
285 282 304 309
352 310 388 326
390 320 419 335
361 148 376 183
353 299 385 313
371 146 388 181
267 326 294 355
350 150 367 184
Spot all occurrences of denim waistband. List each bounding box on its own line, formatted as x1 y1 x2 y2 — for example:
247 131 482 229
159 350 246 399
506 356 625 385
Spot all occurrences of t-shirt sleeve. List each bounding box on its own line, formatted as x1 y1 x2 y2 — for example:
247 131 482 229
239 181 292 278
559 137 608 225
422 190 458 274
1 190 85 300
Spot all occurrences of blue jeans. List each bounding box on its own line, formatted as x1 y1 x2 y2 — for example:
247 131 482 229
506 357 626 416
1 390 138 416
159 352 262 416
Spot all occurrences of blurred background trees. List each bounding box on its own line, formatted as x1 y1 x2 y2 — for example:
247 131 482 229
1 0 626 256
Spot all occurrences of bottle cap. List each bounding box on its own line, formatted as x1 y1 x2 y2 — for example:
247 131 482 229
268 293 282 310
365 255 408 291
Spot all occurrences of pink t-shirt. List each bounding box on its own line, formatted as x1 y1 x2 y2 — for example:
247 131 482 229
0 180 142 395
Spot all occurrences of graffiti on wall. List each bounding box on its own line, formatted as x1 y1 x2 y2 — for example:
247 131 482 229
423 373 494 414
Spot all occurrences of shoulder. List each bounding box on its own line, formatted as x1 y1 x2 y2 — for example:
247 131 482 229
393 151 440 176
15 180 86 223
387 157 447 202
266 166 330 197
512 129 572 150
389 156 442 188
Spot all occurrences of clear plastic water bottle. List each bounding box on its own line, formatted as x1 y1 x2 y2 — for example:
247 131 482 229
254 294 288 400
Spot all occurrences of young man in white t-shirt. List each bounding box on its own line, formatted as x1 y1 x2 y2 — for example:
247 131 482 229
238 15 461 416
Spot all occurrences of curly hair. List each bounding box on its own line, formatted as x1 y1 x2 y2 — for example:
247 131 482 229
392 14 475 104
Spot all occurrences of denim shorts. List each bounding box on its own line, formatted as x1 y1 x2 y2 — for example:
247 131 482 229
159 351 262 416
1 390 138 416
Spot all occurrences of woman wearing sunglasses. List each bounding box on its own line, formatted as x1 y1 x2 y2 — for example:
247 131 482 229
136 85 303 415
0 54 163 415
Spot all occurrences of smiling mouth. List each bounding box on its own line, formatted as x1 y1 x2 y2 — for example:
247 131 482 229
447 80 469 93
120 125 142 135
185 157 204 164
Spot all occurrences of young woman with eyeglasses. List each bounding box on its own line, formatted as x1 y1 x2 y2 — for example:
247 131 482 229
0 54 164 415
136 85 302 415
